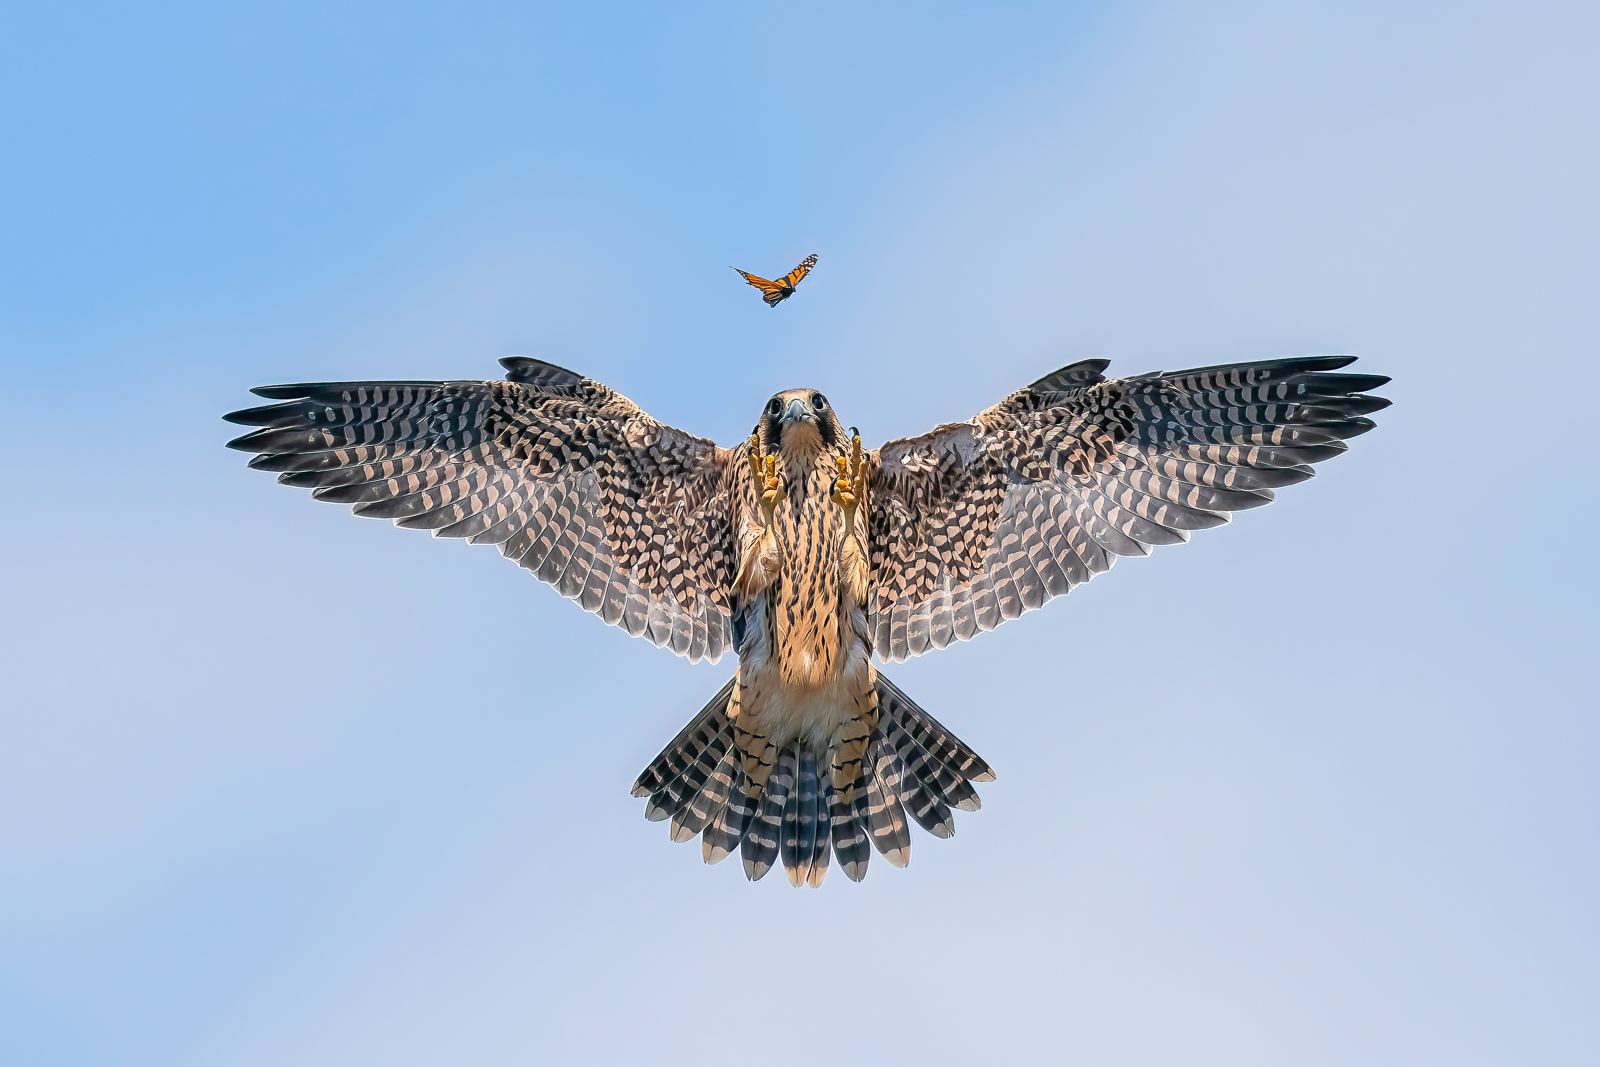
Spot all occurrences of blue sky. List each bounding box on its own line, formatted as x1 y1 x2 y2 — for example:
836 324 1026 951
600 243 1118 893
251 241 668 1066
2 2 1597 1065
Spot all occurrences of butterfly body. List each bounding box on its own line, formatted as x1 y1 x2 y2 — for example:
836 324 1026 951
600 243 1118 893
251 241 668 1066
732 253 817 307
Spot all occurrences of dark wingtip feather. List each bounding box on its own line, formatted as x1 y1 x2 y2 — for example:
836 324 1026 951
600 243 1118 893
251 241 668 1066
1283 354 1358 372
225 430 268 451
249 383 321 400
248 379 447 402
1299 395 1391 419
499 357 586 390
223 400 318 428
1276 442 1349 464
225 427 336 454
222 405 271 426
1317 416 1378 439
1303 372 1391 393
1028 359 1111 393
248 451 340 473
1162 354 1360 380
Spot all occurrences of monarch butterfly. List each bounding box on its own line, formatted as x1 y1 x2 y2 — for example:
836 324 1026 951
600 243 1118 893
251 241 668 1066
731 253 818 307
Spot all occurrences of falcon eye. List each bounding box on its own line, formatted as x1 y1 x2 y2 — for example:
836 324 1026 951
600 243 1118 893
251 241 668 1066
811 394 827 411
767 398 782 416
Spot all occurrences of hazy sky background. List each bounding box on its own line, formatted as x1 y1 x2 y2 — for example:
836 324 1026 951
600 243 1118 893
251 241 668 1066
2 2 1596 1064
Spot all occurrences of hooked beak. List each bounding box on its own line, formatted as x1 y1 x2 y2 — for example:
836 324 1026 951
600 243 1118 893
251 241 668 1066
780 397 816 425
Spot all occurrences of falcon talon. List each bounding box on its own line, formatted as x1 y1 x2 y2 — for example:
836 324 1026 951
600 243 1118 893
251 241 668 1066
759 454 786 528
830 428 866 539
227 352 1391 887
749 434 787 530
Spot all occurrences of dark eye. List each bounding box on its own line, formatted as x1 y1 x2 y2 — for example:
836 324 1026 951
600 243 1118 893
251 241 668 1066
811 394 827 411
767 398 782 416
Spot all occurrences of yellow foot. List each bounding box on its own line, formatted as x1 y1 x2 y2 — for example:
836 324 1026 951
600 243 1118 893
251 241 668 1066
748 433 786 528
832 427 864 538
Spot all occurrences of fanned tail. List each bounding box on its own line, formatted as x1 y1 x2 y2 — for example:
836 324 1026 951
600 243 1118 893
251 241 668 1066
632 671 993 885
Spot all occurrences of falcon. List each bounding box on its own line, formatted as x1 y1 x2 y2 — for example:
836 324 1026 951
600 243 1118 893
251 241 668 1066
225 353 1389 886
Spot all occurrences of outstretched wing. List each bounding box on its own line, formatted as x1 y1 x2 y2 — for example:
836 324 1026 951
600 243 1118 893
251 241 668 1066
732 266 785 306
732 268 776 288
225 357 739 662
864 355 1390 661
780 254 818 290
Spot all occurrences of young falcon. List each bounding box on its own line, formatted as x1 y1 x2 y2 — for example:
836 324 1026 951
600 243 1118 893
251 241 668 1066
225 354 1390 886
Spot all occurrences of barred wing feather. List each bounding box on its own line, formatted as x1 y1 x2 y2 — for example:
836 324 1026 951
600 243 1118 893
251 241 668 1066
225 356 737 663
865 355 1391 661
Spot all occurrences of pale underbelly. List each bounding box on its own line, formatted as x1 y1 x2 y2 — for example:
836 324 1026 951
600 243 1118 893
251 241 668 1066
741 637 872 753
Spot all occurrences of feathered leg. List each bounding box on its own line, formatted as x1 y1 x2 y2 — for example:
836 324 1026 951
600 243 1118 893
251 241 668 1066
728 669 782 840
828 661 879 805
733 443 784 599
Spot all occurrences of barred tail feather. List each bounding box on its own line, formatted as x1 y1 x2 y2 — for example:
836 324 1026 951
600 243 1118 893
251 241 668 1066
881 712 980 812
633 671 993 884
828 779 871 882
703 763 753 865
877 674 995 783
864 754 912 867
631 677 736 798
643 716 733 823
742 747 794 881
669 748 738 843
781 750 830 888
899 775 956 839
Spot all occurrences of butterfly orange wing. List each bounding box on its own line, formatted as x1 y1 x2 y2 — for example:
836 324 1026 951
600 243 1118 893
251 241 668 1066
779 254 818 290
731 267 786 306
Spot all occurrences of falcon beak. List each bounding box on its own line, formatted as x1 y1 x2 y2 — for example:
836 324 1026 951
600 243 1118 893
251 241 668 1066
781 398 817 426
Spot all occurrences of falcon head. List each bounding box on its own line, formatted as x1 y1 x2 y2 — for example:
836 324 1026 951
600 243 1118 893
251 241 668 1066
759 388 844 457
